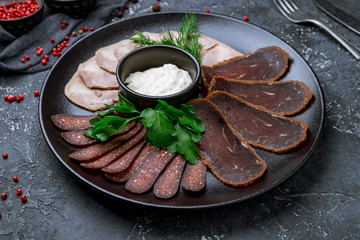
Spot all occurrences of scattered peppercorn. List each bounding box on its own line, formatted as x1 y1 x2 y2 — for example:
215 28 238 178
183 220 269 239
25 55 30 61
16 96 21 102
44 55 49 60
72 31 77 37
4 95 9 101
1 192 7 200
244 15 249 21
79 29 84 34
16 189 22 196
152 4 160 12
0 212 1 217
34 90 40 96
41 59 47 65
90 27 94 31
82 26 88 31
19 93 24 100
29 62 32 66
124 4 129 10
64 36 69 41
20 195 27 202
21 58 25 63
205 9 210 13
50 37 55 43
2 153 8 159
13 176 18 182
116 10 123 18
60 24 67 30
62 19 68 26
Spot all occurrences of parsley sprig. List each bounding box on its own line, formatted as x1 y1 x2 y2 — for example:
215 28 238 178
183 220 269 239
84 93 205 164
127 13 203 63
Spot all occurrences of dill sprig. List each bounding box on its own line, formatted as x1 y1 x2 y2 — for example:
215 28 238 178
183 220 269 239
127 13 203 63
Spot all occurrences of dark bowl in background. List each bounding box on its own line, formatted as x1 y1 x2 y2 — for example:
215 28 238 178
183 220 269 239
116 45 201 109
44 0 96 18
0 0 44 36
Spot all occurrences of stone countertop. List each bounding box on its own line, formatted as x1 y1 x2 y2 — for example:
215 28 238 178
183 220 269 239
0 0 359 239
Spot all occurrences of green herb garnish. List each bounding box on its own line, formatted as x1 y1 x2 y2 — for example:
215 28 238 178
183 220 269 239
84 93 205 164
127 13 203 63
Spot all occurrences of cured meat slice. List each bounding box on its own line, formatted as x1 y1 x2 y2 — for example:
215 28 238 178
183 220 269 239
207 91 308 152
69 123 143 161
80 128 147 169
51 114 95 131
209 77 313 116
101 140 146 173
125 148 175 194
64 71 119 111
189 99 267 187
78 56 119 90
104 144 157 183
153 154 186 199
61 131 97 147
201 46 290 93
181 159 207 192
199 34 242 67
61 120 137 147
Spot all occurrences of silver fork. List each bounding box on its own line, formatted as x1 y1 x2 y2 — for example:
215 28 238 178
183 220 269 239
274 0 360 59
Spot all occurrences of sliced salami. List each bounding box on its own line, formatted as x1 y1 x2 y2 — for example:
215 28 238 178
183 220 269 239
104 144 157 183
125 149 175 194
51 114 95 131
153 154 186 199
69 123 143 161
207 91 308 153
181 159 207 192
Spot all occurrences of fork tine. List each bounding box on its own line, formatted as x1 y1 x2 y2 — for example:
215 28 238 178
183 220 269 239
287 0 299 10
281 0 295 12
275 0 291 14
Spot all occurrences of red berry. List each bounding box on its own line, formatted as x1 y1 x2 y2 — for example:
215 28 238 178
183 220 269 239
20 195 27 202
13 176 18 182
90 27 94 31
25 55 30 60
16 189 22 195
60 24 67 29
205 9 210 13
34 90 40 96
2 152 7 159
50 37 55 43
244 15 249 21
21 58 25 63
41 59 46 65
64 35 69 41
19 93 24 100
1 192 7 199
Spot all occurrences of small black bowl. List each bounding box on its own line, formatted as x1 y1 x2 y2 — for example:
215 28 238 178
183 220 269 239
44 0 96 19
116 45 201 109
0 0 44 36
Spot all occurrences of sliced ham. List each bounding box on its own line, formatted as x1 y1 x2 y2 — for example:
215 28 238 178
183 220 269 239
78 56 119 90
209 77 313 116
207 91 308 153
64 71 119 111
189 98 267 187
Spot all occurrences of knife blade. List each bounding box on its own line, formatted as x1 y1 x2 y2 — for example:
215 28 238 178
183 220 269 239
315 0 360 35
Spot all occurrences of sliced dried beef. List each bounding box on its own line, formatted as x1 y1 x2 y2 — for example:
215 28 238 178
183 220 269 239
201 46 289 93
51 114 95 131
153 154 186 199
189 99 267 187
207 91 308 152
209 77 312 116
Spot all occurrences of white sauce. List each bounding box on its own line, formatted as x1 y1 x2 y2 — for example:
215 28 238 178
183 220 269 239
125 64 193 96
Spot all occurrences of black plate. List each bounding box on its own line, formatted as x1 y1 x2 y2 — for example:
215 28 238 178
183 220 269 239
39 12 325 209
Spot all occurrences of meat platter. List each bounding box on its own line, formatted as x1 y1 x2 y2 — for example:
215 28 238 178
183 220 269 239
39 12 325 208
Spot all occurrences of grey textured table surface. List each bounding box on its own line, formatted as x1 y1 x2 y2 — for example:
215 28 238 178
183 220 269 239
0 0 359 239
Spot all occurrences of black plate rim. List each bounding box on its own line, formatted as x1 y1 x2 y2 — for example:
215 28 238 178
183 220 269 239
39 11 325 209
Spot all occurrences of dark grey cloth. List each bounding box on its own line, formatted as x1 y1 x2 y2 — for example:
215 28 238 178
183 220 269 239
0 0 126 73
